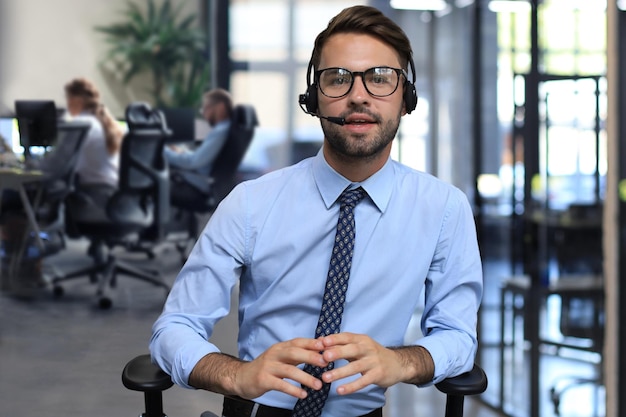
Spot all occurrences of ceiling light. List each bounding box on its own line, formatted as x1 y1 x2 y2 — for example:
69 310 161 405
488 0 531 13
390 0 448 11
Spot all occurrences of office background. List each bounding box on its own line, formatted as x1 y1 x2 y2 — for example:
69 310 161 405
0 1 624 416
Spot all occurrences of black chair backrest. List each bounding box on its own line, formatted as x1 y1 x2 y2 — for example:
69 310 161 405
558 284 605 345
209 104 258 202
120 102 170 192
46 120 90 185
109 103 170 237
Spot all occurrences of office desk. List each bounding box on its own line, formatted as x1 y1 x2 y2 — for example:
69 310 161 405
0 167 46 282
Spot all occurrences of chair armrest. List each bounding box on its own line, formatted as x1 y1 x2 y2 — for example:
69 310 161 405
122 354 173 392
435 364 488 396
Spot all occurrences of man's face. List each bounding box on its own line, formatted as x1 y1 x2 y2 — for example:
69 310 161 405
317 33 405 161
201 99 218 127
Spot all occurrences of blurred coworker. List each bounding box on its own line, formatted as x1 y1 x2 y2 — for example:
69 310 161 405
2 78 123 213
64 78 124 189
165 88 233 208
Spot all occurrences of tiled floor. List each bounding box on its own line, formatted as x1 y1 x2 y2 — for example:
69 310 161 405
0 231 601 417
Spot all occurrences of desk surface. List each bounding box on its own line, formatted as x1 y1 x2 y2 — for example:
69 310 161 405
503 274 604 293
0 167 43 173
527 210 602 229
0 167 45 189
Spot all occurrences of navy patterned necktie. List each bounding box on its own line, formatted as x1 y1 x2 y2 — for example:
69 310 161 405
292 187 366 417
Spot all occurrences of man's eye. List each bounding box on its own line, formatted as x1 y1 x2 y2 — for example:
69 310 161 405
331 75 350 85
371 75 388 84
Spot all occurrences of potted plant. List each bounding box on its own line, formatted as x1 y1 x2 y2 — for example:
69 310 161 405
96 0 210 108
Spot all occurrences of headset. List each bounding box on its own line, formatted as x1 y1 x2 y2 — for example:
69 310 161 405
298 51 419 118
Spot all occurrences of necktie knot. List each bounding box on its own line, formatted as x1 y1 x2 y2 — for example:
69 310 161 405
340 187 366 209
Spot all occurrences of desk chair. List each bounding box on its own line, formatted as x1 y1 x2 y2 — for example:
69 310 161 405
166 104 258 261
51 103 171 308
206 103 258 207
122 354 487 417
552 203 603 276
34 120 91 237
170 104 258 215
548 277 604 416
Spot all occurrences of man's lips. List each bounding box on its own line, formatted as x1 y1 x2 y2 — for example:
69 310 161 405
343 114 377 125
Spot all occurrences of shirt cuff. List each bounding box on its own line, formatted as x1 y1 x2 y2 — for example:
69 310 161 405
171 342 220 389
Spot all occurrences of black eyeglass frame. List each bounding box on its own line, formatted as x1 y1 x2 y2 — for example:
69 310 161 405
314 66 408 99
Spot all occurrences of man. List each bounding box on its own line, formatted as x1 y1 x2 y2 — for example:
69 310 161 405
150 6 482 417
165 88 233 208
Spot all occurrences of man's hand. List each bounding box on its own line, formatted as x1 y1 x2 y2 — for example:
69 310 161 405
167 144 184 153
189 338 329 400
188 333 434 399
317 332 435 395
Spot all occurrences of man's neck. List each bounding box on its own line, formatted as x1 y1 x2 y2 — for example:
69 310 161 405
322 145 390 182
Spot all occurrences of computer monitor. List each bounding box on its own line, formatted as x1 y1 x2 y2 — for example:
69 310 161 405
158 107 196 143
0 117 20 154
15 100 58 157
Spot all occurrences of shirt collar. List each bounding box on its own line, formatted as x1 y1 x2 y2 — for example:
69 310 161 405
214 119 231 128
312 148 393 213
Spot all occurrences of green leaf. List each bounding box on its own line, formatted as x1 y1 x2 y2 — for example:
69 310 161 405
95 0 210 107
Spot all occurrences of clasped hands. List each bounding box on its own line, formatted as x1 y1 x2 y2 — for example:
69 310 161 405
221 332 419 400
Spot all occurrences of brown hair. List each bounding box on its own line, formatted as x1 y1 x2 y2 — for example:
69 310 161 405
204 88 234 118
64 78 124 155
310 6 413 73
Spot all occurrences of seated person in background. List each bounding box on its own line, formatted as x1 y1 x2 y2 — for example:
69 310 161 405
165 88 233 208
150 6 482 417
0 78 123 215
63 77 125 207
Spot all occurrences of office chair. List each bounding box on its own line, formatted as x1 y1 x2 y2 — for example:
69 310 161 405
34 120 91 237
546 203 604 415
552 203 603 277
165 103 258 261
50 103 171 309
122 354 487 417
548 278 604 416
169 103 258 215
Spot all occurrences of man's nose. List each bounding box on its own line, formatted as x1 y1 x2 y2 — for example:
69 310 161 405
347 74 370 103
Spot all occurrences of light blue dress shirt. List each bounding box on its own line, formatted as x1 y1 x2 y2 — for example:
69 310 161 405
164 120 231 190
150 149 483 416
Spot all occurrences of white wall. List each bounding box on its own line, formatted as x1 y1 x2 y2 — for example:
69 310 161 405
0 0 200 118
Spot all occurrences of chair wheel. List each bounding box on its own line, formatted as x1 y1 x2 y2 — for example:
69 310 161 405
53 285 64 297
98 297 112 309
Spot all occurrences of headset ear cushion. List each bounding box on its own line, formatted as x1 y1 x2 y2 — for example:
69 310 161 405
304 84 318 114
403 81 418 114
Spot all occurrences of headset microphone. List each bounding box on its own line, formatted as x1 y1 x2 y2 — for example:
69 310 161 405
318 115 345 126
298 93 345 125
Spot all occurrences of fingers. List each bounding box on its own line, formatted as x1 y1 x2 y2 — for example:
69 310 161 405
320 332 368 363
234 334 408 400
235 338 328 400
253 364 320 399
316 333 405 395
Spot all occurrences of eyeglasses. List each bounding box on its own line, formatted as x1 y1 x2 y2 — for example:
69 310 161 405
315 66 406 99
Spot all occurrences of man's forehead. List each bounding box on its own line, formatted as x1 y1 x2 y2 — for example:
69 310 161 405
318 33 403 69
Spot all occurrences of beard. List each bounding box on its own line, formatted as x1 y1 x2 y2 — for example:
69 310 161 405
322 108 401 161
